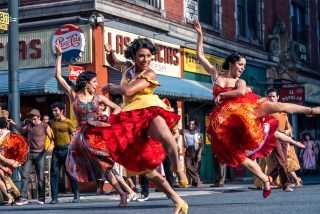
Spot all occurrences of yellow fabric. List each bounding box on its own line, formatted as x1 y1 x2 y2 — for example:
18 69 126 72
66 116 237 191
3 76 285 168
125 168 153 177
49 119 75 147
45 128 54 150
0 130 10 153
121 65 173 112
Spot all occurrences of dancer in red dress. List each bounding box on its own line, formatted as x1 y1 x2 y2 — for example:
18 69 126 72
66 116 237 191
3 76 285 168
54 44 128 207
89 38 188 214
194 19 320 198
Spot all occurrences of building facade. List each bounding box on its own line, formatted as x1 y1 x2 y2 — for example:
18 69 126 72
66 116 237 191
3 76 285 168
0 0 319 185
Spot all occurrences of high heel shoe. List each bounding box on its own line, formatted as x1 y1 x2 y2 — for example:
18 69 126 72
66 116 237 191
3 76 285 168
175 201 188 214
170 166 188 188
263 176 272 198
119 193 127 207
294 177 303 188
127 193 137 202
5 197 14 206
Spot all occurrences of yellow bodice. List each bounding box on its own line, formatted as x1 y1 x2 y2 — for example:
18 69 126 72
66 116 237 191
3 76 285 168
121 64 173 112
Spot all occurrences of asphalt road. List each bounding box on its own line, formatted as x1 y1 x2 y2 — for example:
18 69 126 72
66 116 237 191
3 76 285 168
1 183 319 214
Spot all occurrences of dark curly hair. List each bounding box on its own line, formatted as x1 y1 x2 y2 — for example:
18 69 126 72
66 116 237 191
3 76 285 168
222 52 246 70
74 71 97 93
0 117 7 129
51 102 65 111
124 38 158 60
267 88 278 95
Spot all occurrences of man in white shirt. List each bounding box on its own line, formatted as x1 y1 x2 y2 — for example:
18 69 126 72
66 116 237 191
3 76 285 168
183 120 203 187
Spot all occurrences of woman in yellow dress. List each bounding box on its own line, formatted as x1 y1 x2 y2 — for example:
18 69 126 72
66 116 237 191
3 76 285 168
87 38 188 214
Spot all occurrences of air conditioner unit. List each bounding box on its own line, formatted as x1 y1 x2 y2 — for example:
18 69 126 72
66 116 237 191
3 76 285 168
297 44 306 54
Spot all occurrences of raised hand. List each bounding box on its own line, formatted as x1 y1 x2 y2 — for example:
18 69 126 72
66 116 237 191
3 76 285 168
54 42 62 56
194 19 202 35
104 44 112 54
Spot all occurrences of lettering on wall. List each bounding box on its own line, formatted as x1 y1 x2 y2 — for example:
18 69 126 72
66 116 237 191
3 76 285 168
105 27 181 78
0 39 42 62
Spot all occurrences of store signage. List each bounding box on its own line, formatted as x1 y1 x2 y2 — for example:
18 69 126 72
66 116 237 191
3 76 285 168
69 65 85 81
0 25 92 70
279 87 304 105
0 12 9 31
104 27 181 78
184 48 224 75
52 24 85 62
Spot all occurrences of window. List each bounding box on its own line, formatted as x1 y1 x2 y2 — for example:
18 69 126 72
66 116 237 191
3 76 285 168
198 0 220 30
291 1 307 45
237 0 262 43
122 0 161 11
139 0 161 9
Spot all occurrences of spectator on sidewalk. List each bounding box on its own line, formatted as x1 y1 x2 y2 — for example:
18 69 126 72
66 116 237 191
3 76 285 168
8 109 54 204
182 119 203 187
48 102 79 204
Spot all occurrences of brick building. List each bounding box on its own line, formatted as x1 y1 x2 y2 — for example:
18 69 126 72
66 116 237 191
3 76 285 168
0 0 319 185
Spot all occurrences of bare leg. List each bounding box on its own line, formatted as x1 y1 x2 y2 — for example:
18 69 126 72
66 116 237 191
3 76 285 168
105 172 127 206
0 177 13 203
289 171 302 187
144 170 187 214
241 158 270 191
255 102 320 118
114 174 135 195
148 116 188 187
274 131 305 148
126 177 136 189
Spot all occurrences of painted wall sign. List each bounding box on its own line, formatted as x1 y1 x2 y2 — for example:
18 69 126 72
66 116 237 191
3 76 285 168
104 27 181 78
183 48 224 75
279 87 305 105
52 24 85 62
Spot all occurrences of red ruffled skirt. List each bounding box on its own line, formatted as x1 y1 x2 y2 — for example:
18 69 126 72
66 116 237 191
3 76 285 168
85 106 180 173
207 92 279 168
4 133 29 165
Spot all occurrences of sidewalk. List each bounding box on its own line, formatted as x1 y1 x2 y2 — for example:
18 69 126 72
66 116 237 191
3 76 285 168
39 173 320 204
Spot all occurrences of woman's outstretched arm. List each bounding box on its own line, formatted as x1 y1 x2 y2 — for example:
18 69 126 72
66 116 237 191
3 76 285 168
104 44 126 71
194 19 219 80
102 70 155 96
54 43 75 101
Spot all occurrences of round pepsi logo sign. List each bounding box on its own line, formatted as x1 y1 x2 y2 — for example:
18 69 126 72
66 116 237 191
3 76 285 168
52 24 85 62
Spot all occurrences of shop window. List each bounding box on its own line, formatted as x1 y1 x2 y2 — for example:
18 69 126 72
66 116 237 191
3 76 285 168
198 0 220 30
237 0 262 44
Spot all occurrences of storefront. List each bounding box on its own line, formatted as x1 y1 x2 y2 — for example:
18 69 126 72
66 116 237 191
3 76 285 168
0 25 93 120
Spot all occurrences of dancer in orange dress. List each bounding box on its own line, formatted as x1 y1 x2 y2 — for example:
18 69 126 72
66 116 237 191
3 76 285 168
54 43 128 207
194 19 320 198
89 38 188 214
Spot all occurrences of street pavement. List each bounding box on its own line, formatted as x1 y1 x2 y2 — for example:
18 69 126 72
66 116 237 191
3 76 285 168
1 174 320 213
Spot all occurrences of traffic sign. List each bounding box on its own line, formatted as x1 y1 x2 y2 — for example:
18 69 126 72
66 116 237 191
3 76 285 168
0 12 9 25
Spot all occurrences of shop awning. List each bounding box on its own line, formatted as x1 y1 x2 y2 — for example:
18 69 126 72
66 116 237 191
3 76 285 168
108 68 213 101
0 68 63 96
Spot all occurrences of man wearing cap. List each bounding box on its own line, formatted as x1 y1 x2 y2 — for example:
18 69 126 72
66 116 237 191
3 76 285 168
8 109 54 205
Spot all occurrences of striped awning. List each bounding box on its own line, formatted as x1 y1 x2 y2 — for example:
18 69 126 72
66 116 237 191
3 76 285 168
0 67 64 96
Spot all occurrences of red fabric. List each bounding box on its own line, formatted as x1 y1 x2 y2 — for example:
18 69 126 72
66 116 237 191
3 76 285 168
4 133 29 165
207 85 278 168
85 106 180 172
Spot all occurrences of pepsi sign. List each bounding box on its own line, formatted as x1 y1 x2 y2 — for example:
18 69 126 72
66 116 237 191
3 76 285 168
52 24 85 62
